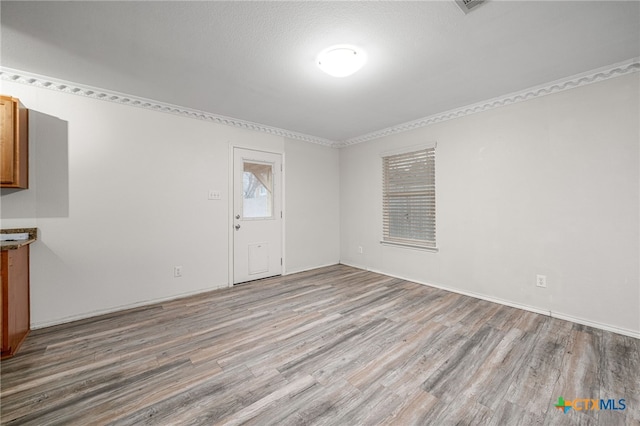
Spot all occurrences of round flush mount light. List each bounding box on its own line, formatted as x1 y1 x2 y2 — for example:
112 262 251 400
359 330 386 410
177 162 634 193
317 45 366 78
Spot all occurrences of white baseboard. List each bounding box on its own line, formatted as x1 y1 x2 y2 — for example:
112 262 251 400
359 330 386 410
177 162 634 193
284 262 340 276
30 284 226 330
550 312 640 339
33 263 639 340
32 264 340 330
339 261 640 339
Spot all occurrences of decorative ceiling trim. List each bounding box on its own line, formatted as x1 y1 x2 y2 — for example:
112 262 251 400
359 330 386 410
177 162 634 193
340 58 640 147
2 58 638 149
0 67 339 148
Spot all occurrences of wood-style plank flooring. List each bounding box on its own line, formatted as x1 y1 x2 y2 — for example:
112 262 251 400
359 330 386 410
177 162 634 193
1 265 638 425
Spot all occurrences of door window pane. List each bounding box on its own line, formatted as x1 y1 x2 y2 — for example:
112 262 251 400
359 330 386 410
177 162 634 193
243 162 273 218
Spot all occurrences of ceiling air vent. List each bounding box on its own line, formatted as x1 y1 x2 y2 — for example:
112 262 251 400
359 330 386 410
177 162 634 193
455 0 485 14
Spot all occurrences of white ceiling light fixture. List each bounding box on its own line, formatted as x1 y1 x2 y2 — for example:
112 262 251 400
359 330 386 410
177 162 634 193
317 45 366 78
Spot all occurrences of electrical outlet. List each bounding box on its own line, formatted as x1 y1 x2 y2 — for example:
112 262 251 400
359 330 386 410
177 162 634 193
536 274 547 288
174 266 183 278
358 246 363 254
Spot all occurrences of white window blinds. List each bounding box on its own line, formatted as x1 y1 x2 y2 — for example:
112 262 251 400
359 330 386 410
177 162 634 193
382 147 436 249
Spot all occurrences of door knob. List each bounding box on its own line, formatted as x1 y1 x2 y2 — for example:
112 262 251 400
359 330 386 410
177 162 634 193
235 224 241 230
235 214 240 219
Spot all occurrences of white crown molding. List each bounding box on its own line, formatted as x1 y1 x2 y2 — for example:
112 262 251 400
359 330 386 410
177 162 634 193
340 58 640 147
0 67 339 148
2 58 638 149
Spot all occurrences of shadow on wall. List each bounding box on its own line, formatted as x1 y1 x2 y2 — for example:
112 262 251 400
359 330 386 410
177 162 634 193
1 110 69 219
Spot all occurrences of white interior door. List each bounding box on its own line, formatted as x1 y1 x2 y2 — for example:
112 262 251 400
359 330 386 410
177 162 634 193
233 148 282 284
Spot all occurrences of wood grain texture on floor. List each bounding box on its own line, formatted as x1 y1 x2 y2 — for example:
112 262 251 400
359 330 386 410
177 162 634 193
1 265 638 425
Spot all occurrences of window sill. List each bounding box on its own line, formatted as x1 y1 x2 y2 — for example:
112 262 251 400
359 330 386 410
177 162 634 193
380 241 439 253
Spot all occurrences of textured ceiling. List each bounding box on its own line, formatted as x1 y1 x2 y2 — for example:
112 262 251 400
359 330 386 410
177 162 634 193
1 1 639 143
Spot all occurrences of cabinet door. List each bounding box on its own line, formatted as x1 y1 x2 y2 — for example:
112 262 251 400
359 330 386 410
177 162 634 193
8 248 29 352
0 252 4 351
0 95 28 188
1 250 8 351
0 97 16 184
1 247 30 357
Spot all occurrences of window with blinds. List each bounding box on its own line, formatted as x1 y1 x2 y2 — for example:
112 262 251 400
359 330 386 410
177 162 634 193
382 146 436 249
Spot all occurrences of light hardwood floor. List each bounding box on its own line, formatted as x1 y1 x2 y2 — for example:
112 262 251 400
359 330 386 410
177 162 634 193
1 265 638 425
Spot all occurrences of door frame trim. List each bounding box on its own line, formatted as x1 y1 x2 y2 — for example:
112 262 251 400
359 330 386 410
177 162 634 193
228 144 285 287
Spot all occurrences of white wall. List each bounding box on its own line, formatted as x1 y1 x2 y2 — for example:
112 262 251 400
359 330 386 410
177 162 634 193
340 73 640 336
0 80 340 327
284 138 340 273
2 72 637 336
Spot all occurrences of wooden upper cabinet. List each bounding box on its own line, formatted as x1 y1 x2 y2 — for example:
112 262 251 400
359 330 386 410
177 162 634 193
1 95 29 189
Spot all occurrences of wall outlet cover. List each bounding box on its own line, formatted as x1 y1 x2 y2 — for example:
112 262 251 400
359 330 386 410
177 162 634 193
174 266 183 278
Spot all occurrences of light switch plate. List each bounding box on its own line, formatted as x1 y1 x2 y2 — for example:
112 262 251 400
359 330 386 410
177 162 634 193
208 190 222 200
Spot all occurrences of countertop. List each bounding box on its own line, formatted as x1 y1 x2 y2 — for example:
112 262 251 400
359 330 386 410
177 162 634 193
0 228 37 250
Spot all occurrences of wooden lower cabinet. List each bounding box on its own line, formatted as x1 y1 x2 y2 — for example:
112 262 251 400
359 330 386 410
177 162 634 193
1 245 30 358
